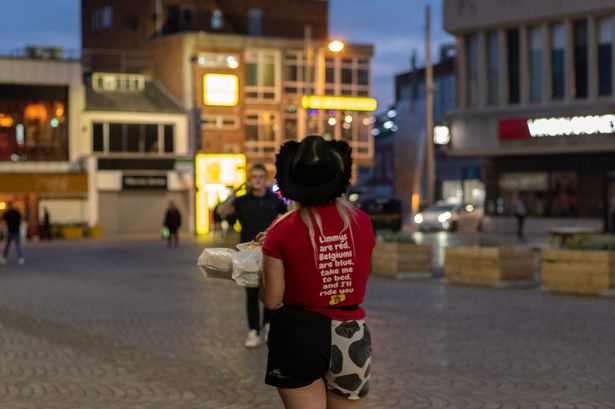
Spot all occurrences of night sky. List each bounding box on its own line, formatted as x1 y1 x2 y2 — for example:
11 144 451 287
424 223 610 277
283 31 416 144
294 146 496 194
0 0 452 110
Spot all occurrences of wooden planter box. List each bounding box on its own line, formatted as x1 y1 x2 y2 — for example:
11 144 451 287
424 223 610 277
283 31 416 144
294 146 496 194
372 242 432 279
61 226 83 240
445 246 535 287
541 249 615 296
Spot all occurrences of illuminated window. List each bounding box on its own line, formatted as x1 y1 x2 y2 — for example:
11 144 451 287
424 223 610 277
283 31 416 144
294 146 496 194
203 74 239 107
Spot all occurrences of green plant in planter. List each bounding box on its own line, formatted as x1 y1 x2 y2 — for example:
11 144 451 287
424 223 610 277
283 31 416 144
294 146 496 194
565 235 615 251
380 232 416 244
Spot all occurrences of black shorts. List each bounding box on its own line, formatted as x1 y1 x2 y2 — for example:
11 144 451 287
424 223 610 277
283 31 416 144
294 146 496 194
265 306 372 399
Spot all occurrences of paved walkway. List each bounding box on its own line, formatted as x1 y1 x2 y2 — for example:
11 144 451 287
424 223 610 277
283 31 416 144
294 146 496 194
0 238 614 408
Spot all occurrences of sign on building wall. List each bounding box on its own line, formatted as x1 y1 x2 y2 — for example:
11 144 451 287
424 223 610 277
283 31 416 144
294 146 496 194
499 115 615 141
122 175 167 189
203 74 239 107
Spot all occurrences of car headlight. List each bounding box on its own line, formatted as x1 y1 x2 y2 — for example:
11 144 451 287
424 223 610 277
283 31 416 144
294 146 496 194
413 213 424 224
438 211 452 223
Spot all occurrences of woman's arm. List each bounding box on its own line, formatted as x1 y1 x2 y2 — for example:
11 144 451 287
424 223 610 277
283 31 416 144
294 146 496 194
260 255 285 310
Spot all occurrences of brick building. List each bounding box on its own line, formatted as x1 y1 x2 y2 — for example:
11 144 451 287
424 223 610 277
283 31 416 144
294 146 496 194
81 0 375 171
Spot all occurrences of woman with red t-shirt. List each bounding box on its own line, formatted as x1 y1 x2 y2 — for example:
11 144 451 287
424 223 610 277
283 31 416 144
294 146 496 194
260 135 375 409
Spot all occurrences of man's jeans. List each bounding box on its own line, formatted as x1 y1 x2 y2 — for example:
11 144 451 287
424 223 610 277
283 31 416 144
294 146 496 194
3 232 23 259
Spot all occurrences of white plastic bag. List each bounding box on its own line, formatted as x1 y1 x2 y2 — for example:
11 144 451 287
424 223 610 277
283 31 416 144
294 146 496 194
197 248 236 281
231 243 262 288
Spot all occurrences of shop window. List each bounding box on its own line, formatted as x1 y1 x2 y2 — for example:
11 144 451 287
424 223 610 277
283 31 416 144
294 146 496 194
529 26 544 103
551 23 566 100
109 123 124 152
486 31 499 105
598 17 613 96
507 28 520 104
145 124 158 152
574 20 588 99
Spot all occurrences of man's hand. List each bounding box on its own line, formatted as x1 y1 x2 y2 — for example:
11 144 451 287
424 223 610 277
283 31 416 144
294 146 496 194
255 231 266 245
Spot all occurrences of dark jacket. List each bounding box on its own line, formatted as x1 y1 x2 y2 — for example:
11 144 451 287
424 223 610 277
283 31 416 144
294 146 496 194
164 208 181 230
3 209 22 234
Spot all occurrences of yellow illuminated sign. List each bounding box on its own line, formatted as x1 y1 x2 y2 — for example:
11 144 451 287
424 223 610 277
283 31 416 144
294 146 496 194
203 74 239 107
195 154 246 235
301 96 378 112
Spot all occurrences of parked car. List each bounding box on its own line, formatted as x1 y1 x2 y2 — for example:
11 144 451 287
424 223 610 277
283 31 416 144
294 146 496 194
413 202 483 232
352 194 403 232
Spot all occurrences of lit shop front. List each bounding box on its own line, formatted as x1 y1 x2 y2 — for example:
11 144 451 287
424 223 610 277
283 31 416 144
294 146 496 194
484 113 615 231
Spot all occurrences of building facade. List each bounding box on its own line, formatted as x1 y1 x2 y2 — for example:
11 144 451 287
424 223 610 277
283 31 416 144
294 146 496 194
81 72 193 235
444 0 615 232
0 55 88 234
81 0 375 173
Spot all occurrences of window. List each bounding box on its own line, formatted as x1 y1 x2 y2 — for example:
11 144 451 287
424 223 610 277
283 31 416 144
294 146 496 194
92 6 112 30
529 26 544 103
486 31 499 105
283 52 314 95
245 50 280 101
465 33 479 106
92 122 174 155
283 116 297 141
212 9 223 29
93 123 104 152
574 19 588 98
163 5 180 34
244 112 279 155
507 29 520 104
551 23 565 100
249 8 262 36
201 115 239 130
322 56 370 97
598 17 613 96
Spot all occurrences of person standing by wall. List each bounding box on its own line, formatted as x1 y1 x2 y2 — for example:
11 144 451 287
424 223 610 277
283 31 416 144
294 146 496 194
514 194 527 240
163 202 182 248
41 207 52 240
1 202 25 265
216 164 287 348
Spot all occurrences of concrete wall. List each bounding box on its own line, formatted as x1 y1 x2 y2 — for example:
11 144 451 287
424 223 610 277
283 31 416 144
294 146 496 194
444 0 615 33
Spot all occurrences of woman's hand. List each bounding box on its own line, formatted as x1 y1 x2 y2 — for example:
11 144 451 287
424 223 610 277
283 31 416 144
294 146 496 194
255 231 267 245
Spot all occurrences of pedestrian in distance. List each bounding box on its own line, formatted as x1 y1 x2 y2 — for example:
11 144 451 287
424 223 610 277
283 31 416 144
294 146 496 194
216 164 287 348
1 202 25 265
41 207 52 240
259 135 375 409
163 201 181 248
515 194 527 240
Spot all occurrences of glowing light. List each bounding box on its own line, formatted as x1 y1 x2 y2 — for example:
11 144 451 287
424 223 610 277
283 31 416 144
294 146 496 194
328 40 345 53
349 193 359 202
371 128 380 136
203 74 239 107
527 114 615 137
195 154 246 235
387 109 397 118
0 202 5 210
50 118 59 128
16 124 24 145
414 213 424 224
434 125 451 145
438 211 452 223
342 122 351 130
383 120 394 130
465 204 475 212
301 96 377 112
344 115 353 123
328 117 337 126
226 55 239 69
412 194 421 214
0 114 13 127
362 118 371 126
391 125 398 132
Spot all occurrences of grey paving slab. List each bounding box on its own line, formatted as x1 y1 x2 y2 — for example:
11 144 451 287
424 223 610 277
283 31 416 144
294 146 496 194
0 237 614 408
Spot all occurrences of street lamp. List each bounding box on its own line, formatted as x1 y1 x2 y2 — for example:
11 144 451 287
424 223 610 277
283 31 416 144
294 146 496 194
328 40 345 53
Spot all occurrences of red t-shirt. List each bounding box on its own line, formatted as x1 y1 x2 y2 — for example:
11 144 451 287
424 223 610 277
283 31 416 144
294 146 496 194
262 203 375 321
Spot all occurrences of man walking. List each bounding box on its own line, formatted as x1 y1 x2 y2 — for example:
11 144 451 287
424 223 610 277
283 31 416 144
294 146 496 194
515 194 527 240
216 164 286 348
163 202 181 248
1 202 25 265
